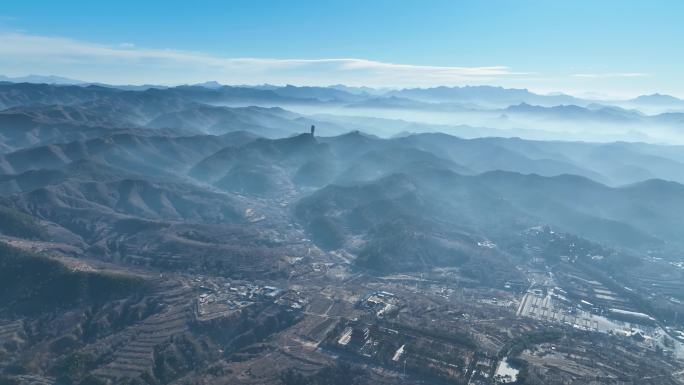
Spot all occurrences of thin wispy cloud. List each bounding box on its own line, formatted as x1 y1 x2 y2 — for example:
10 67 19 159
0 32 523 86
571 72 650 79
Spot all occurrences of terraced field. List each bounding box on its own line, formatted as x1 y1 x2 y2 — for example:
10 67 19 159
0 319 25 362
92 279 195 380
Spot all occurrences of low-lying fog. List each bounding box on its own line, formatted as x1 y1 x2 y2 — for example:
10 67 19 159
212 101 684 144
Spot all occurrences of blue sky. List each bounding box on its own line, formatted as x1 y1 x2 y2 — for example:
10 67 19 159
1 0 682 97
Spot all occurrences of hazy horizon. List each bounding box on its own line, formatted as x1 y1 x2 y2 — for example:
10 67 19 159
2 1 684 97
2 74 681 100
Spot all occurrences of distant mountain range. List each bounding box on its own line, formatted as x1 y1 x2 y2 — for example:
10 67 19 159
0 74 87 85
2 74 683 110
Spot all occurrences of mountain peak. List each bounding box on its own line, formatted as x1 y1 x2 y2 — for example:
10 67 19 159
632 93 683 104
192 80 223 88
